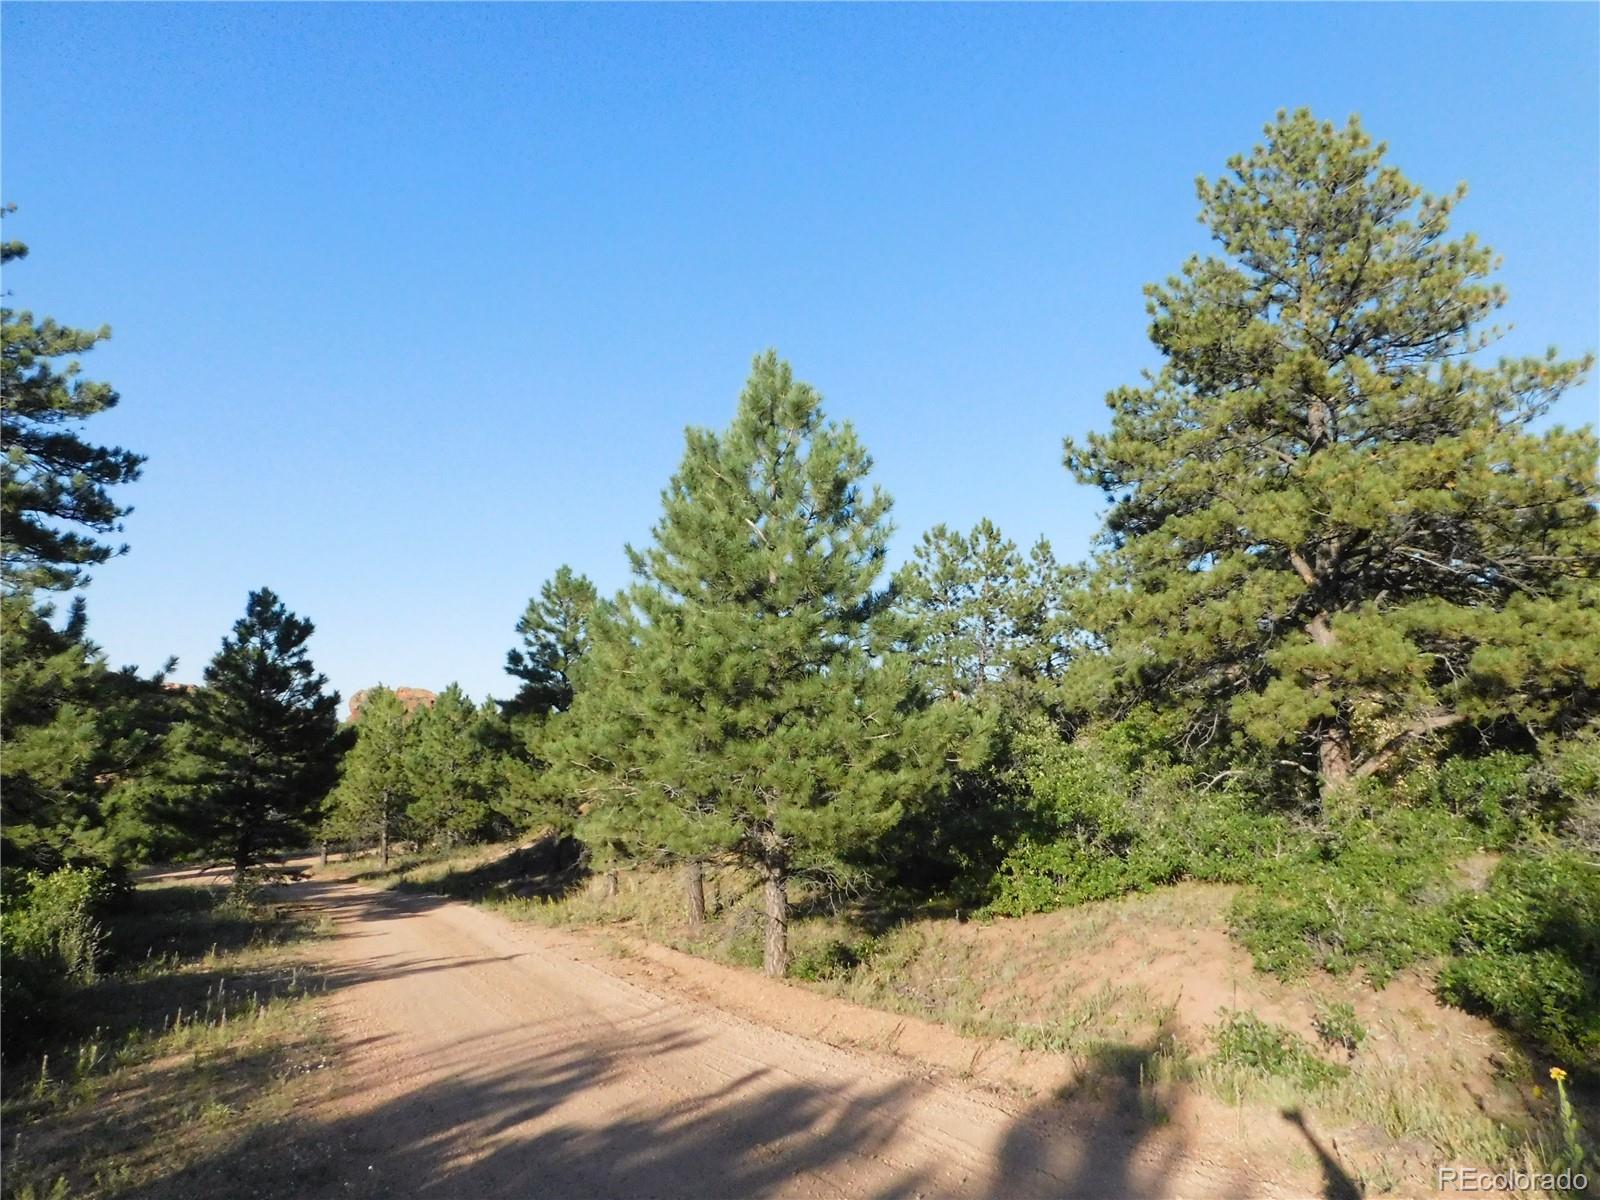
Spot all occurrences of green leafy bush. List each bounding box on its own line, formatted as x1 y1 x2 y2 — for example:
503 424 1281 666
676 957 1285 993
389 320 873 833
1439 843 1600 1070
1143 785 1291 886
1228 804 1465 983
1431 752 1539 849
1545 723 1600 855
984 720 1290 916
969 716 1598 1071
790 935 882 982
1312 1000 1367 1056
0 867 118 1053
1208 1009 1348 1087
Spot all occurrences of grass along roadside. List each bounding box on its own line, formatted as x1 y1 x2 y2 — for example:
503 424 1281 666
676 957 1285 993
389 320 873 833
322 841 1598 1197
1 875 336 1200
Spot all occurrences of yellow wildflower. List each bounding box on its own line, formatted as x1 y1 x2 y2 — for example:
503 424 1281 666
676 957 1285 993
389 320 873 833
1550 1066 1568 1083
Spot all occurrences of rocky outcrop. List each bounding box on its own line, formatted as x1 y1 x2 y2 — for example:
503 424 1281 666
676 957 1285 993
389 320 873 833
348 686 437 723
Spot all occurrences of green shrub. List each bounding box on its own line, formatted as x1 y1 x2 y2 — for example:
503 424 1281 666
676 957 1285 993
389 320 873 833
1229 804 1465 983
1209 1009 1348 1087
1432 752 1539 848
986 834 1172 915
1143 785 1290 886
1545 724 1600 854
983 721 1292 917
790 935 882 982
1312 1000 1367 1056
1439 843 1600 1071
1 867 117 1053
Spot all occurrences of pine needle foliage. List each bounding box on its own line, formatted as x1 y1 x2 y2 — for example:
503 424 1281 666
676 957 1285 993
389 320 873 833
1065 110 1599 793
563 352 952 974
172 589 347 871
1 220 145 592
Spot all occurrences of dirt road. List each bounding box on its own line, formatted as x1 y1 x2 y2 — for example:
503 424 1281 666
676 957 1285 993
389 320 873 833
263 879 1292 1199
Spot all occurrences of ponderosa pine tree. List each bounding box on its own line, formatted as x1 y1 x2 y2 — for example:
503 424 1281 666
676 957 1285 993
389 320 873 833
503 566 599 720
175 589 347 872
585 352 949 975
2 216 145 592
895 519 1075 702
496 568 608 836
405 684 505 848
0 591 177 868
1066 111 1599 793
0 217 174 869
540 597 657 872
324 686 412 865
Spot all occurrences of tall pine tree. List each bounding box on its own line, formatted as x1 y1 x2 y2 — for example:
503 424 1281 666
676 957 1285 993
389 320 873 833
2 217 145 592
579 352 947 974
0 217 172 869
1066 111 1598 792
173 589 347 871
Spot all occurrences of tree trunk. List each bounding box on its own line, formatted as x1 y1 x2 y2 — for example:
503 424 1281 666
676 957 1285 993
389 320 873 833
605 869 619 899
319 842 328 868
1318 722 1353 790
1304 611 1353 794
684 860 706 930
234 824 253 878
379 808 389 867
762 859 789 978
709 871 721 915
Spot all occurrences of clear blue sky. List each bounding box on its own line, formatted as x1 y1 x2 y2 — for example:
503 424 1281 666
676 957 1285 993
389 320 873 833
3 3 1596 706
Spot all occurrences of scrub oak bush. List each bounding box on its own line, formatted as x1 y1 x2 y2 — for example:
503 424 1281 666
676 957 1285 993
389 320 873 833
0 866 119 1054
1208 1009 1348 1088
1439 842 1600 1072
1312 1001 1367 1057
1430 751 1539 850
983 722 1599 1067
985 719 1290 917
1227 802 1466 984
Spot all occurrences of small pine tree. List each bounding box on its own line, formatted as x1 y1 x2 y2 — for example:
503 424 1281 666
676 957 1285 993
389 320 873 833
405 685 505 848
0 590 177 868
174 589 347 872
325 687 413 865
503 567 599 720
894 519 1076 703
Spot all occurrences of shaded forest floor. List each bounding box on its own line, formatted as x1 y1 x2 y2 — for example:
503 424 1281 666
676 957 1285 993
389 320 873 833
1 873 337 1200
318 841 1591 1197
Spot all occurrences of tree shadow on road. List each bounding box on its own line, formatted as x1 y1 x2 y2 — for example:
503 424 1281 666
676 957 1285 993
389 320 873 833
106 879 1277 1200
128 1012 1274 1199
332 836 590 903
127 1019 922 1200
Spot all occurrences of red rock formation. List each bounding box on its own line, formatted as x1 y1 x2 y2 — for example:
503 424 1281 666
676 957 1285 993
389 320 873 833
348 686 437 723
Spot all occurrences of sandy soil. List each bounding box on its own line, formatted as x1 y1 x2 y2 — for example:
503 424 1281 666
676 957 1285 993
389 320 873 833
233 877 1351 1200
